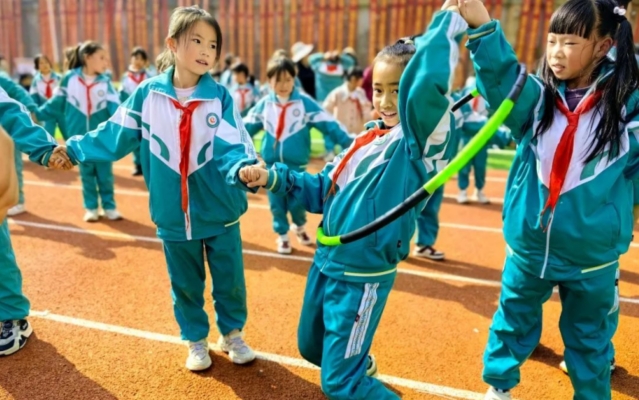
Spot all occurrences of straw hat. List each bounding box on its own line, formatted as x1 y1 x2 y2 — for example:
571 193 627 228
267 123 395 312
291 42 314 63
342 46 357 57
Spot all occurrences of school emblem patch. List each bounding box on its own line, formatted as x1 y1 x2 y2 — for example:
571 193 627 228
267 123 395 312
206 112 220 128
293 109 301 117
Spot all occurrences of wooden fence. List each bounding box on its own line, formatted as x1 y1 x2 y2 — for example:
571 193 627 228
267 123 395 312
1 0 639 80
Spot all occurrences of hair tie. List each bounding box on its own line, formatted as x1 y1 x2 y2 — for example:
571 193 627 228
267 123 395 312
613 6 627 17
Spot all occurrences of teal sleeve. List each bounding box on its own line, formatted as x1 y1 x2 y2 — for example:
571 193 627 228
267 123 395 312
467 20 542 141
0 88 57 165
339 54 355 70
65 91 143 164
267 162 331 214
36 84 67 122
625 119 639 181
215 90 260 192
0 73 38 112
399 11 468 162
242 99 265 137
634 180 639 205
304 97 354 148
309 53 324 71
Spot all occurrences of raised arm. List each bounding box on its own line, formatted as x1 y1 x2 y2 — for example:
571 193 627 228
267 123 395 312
466 18 542 140
399 10 467 165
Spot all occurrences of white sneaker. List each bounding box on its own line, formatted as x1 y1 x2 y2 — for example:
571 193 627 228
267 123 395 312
83 209 100 222
0 319 32 356
185 339 212 371
457 190 469 204
7 204 26 216
103 209 123 221
217 329 256 365
475 189 490 204
323 151 336 162
290 224 313 246
366 354 378 377
413 245 445 261
277 235 292 254
484 387 511 400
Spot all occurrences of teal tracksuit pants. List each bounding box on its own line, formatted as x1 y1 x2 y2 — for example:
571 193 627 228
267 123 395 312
483 255 619 400
458 135 488 191
78 162 116 211
13 146 24 206
267 165 307 235
298 263 399 400
415 186 445 247
0 219 30 321
162 223 248 341
132 146 141 168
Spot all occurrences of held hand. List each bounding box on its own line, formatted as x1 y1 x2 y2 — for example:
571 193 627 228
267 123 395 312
239 165 269 188
459 0 491 29
48 146 74 170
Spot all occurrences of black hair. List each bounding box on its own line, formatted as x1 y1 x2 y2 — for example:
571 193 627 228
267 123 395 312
130 46 148 61
34 54 52 71
18 73 33 84
617 0 631 7
156 6 223 72
345 66 364 80
248 75 256 86
266 57 297 80
536 0 639 162
231 62 249 77
374 38 416 69
68 41 105 70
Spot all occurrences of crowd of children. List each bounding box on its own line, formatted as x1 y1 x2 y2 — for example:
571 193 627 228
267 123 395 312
2 1 639 399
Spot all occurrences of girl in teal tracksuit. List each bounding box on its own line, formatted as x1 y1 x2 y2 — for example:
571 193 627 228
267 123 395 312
243 57 353 254
120 46 150 176
30 54 61 136
62 6 259 372
0 71 39 217
309 51 356 159
240 9 466 399
0 87 65 357
36 41 122 223
460 0 639 398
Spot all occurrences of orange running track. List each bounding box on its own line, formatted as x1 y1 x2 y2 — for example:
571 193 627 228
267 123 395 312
2 155 639 400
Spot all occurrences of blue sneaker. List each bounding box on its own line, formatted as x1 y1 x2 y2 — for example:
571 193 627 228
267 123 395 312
0 320 32 356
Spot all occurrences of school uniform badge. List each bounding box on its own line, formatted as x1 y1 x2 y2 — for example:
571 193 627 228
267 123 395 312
206 113 220 128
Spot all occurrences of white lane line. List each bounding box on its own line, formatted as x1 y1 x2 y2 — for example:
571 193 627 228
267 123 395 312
20 180 638 249
9 219 639 305
28 310 485 399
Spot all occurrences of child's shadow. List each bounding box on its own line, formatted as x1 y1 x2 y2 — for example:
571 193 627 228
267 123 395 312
9 213 161 261
530 343 639 398
201 353 324 399
22 159 78 185
202 353 403 399
0 333 118 400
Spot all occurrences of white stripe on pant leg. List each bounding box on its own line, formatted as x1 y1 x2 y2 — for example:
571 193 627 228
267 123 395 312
345 283 372 359
609 268 620 315
354 283 378 356
345 283 378 359
352 284 378 358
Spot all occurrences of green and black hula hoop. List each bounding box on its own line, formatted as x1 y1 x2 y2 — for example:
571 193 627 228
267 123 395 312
317 63 528 247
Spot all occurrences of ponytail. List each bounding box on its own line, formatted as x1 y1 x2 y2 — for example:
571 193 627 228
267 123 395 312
67 41 104 71
67 45 83 70
156 49 175 73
